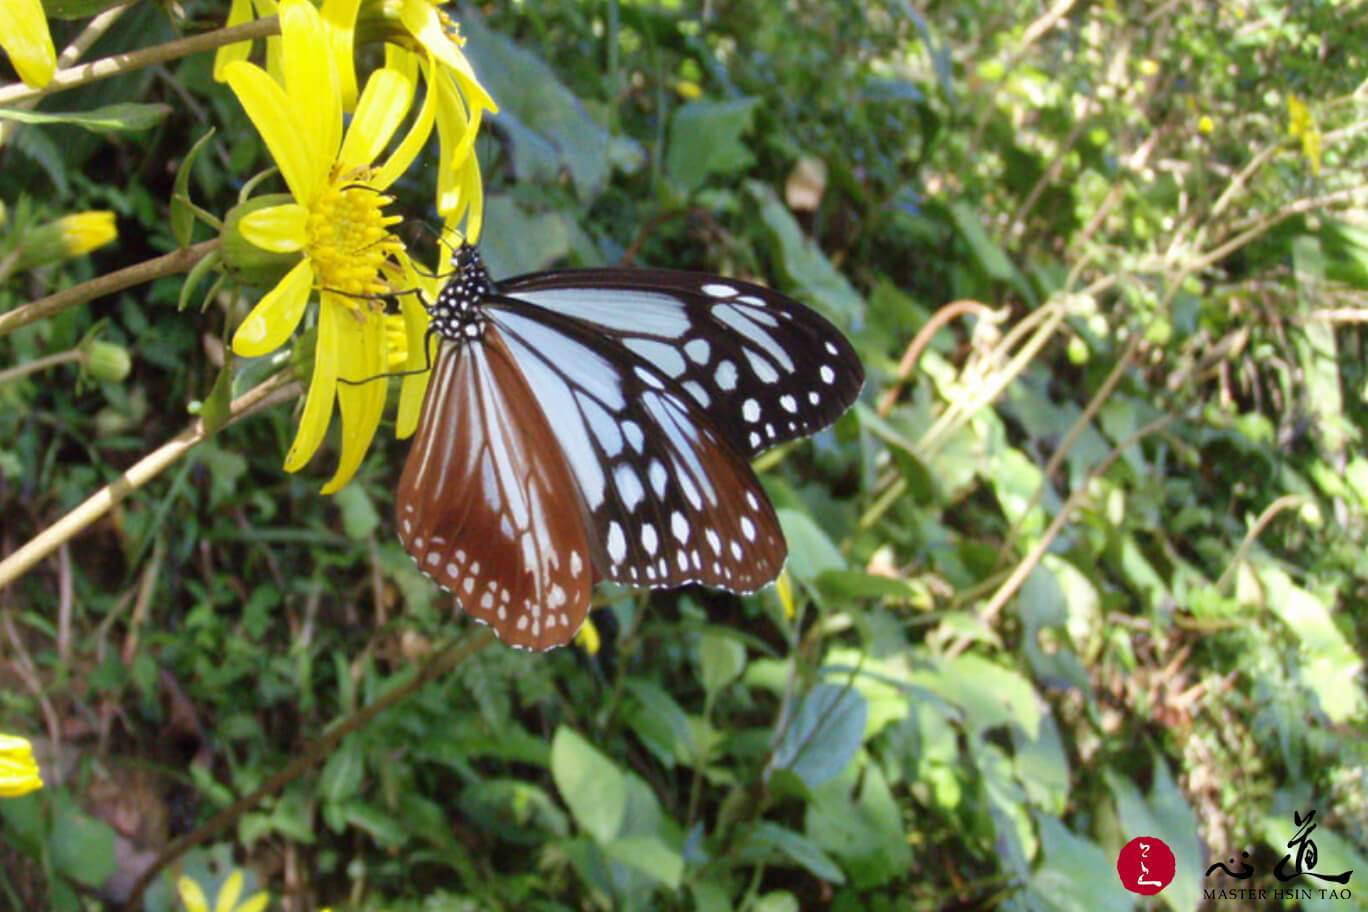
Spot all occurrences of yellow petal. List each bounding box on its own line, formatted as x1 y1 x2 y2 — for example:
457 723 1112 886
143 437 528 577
233 259 315 357
252 0 283 81
176 877 210 912
575 618 600 654
320 0 361 109
435 82 482 219
279 0 341 181
340 67 413 171
214 871 243 912
0 0 57 88
240 203 308 252
372 62 436 190
396 295 433 439
0 734 43 797
448 154 484 243
58 211 117 256
238 893 270 912
213 0 256 82
223 60 325 203
285 298 341 472
401 0 497 113
775 568 795 620
321 303 386 492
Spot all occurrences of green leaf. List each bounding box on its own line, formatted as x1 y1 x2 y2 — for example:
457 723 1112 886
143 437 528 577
319 738 365 804
908 653 1042 738
199 359 235 437
335 484 380 540
342 801 408 848
552 727 627 843
459 12 642 201
1105 759 1201 912
603 835 684 888
1025 813 1132 912
771 683 867 788
49 799 116 888
622 677 697 766
481 195 572 277
752 893 800 912
1245 565 1367 723
665 98 761 193
0 102 171 134
746 180 865 327
698 631 747 698
776 508 847 583
746 821 846 884
171 128 215 248
947 200 1015 282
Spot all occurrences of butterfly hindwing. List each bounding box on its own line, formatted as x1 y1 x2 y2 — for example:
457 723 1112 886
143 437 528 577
491 300 787 591
396 325 593 649
498 270 864 458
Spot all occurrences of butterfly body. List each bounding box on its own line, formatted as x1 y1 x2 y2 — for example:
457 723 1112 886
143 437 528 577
397 244 863 650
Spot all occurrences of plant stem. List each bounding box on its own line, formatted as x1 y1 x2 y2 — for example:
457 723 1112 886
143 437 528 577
0 17 280 107
0 349 85 387
0 370 298 590
0 239 219 339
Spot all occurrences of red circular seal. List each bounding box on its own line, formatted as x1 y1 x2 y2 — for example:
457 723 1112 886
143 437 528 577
1116 836 1176 895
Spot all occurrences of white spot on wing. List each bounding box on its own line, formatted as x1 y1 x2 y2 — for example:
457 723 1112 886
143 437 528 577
702 282 738 298
607 522 627 564
684 338 711 364
715 360 738 390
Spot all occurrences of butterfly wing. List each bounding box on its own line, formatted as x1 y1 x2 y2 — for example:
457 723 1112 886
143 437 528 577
396 325 594 650
498 269 864 458
488 300 787 592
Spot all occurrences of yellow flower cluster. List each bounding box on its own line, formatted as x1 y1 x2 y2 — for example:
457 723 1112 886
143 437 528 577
222 0 495 492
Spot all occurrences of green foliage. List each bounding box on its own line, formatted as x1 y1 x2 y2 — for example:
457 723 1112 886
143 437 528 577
3 0 1368 910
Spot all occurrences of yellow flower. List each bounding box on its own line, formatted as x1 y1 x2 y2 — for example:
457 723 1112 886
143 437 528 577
380 1 497 239
0 734 43 797
575 617 601 654
59 211 118 256
775 568 796 620
177 870 268 912
1197 115 1214 135
0 0 57 88
214 0 495 240
225 0 437 492
1287 94 1322 176
11 210 118 272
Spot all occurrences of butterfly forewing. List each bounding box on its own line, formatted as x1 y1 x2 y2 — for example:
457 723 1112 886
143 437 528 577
499 270 864 458
396 326 593 649
491 302 787 591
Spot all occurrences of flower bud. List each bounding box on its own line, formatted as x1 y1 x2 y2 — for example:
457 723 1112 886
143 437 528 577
13 211 116 270
83 339 131 382
221 194 303 290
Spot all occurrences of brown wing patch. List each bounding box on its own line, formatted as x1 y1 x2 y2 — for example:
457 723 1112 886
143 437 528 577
396 326 592 650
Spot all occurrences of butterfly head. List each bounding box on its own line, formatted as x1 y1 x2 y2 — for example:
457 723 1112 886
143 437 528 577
429 242 494 343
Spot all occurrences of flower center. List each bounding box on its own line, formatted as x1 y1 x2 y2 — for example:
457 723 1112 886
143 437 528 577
305 167 403 302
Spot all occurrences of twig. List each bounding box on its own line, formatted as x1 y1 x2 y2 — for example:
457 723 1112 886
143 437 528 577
0 240 219 338
0 371 298 590
0 18 279 106
1215 494 1313 593
876 299 993 417
962 414 1175 648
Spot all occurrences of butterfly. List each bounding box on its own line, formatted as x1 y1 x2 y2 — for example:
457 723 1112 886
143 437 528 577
397 243 863 649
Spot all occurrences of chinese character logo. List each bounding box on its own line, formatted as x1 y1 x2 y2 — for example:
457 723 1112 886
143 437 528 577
1274 810 1352 884
1117 836 1177 895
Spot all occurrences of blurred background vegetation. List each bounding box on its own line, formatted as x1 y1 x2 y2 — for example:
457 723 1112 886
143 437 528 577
2 0 1367 909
